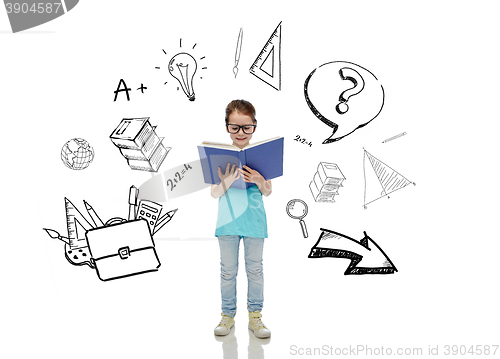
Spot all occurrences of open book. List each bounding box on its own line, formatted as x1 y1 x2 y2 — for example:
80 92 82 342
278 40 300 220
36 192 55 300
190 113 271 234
197 136 284 189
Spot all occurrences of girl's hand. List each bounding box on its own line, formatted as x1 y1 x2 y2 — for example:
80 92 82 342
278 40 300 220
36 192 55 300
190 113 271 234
241 165 265 185
242 165 272 196
218 163 241 186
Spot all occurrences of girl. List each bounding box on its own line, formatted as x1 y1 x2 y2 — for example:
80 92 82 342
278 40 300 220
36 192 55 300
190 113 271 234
211 99 272 339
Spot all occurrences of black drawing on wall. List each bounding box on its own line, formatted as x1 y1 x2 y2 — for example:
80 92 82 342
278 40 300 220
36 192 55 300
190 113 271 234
382 132 407 143
249 21 281 91
309 162 345 203
156 39 207 101
308 228 397 275
363 148 415 208
85 218 161 281
61 138 94 170
169 52 198 101
233 27 243 78
44 197 94 268
110 117 171 172
335 67 365 114
304 61 384 143
43 186 178 281
286 199 309 238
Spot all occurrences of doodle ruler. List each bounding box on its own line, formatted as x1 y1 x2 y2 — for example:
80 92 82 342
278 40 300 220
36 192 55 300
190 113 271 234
65 197 93 249
249 21 282 91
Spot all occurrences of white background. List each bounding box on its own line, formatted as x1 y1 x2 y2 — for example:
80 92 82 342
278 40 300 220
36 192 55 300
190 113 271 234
1 1 499 358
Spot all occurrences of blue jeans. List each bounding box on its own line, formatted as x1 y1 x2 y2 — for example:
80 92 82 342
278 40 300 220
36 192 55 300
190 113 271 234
218 235 265 318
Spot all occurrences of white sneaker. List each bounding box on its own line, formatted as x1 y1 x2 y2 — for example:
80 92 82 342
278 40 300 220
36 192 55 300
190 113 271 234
248 311 271 338
214 314 235 336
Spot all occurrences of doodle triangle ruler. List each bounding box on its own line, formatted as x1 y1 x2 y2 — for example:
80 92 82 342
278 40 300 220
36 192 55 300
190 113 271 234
249 21 281 91
363 149 414 207
65 197 92 248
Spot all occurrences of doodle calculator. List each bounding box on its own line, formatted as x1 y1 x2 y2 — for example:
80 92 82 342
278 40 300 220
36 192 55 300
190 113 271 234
136 200 163 233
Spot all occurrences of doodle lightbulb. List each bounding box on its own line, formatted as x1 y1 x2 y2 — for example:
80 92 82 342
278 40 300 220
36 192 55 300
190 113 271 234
169 52 197 101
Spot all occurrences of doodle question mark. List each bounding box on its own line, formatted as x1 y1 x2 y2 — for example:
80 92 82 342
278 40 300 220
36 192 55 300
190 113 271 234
335 67 365 114
304 61 384 143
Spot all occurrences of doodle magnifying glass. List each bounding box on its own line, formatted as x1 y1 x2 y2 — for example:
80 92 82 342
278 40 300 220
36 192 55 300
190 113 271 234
286 199 309 238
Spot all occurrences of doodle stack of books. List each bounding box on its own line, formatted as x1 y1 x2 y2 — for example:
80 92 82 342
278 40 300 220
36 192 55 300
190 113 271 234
110 117 170 172
309 162 346 202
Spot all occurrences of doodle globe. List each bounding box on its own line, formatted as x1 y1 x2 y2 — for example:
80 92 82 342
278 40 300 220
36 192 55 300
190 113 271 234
61 138 94 170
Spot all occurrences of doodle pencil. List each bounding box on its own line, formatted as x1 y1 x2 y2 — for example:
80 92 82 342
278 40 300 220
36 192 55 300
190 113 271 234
84 200 105 227
382 132 406 143
153 209 178 235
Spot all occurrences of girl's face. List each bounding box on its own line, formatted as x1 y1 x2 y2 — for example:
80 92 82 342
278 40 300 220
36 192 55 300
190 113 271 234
227 111 256 149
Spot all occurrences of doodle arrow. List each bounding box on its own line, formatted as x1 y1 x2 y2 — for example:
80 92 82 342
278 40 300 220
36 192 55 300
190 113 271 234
308 228 397 275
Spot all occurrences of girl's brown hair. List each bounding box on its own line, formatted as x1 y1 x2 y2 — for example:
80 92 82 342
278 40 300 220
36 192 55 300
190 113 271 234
225 99 256 123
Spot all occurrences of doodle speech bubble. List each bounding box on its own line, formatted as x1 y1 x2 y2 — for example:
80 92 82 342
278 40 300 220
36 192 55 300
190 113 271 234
304 61 384 144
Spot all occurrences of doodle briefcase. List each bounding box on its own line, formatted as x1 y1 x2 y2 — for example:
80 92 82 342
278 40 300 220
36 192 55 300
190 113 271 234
86 219 161 281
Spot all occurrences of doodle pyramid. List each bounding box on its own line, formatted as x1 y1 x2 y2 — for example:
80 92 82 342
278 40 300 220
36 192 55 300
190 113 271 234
363 149 413 207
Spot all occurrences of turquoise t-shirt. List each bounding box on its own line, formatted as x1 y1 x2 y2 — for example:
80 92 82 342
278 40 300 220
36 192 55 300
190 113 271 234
215 185 268 238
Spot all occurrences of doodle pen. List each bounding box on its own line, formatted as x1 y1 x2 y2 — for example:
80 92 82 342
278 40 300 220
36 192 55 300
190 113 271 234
128 185 139 220
84 200 105 227
382 132 406 143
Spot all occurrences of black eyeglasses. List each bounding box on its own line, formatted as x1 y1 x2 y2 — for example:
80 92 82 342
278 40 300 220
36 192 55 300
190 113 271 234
226 123 257 134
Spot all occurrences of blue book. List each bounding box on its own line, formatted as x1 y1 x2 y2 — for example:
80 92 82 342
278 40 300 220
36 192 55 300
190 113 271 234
198 136 284 189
